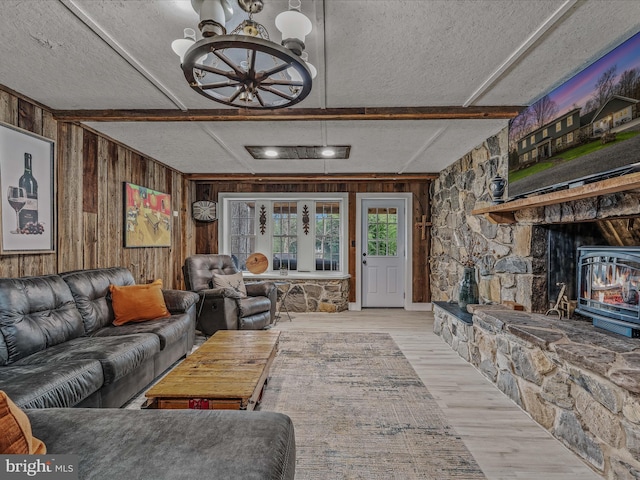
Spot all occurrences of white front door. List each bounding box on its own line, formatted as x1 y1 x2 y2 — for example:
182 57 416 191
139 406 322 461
361 199 405 307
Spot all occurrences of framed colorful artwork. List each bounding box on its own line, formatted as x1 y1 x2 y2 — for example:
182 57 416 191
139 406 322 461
124 182 171 248
0 122 55 254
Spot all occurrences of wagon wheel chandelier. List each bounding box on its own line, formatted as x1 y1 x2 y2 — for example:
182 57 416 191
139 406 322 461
172 0 316 109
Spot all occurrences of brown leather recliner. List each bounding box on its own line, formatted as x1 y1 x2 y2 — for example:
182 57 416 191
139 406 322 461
183 254 277 336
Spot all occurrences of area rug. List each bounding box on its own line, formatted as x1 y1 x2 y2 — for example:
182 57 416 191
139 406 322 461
257 332 486 479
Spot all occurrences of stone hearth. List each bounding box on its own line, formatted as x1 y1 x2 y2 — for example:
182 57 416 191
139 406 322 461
434 303 640 479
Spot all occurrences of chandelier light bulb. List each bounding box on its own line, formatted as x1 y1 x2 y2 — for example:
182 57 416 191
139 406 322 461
171 28 196 61
275 10 312 42
306 62 317 79
196 53 216 67
275 8 312 55
301 52 317 79
286 67 304 94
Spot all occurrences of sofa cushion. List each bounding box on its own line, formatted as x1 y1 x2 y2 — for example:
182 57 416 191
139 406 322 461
60 267 135 335
0 360 104 409
14 334 159 385
0 276 85 365
92 314 193 350
110 279 170 326
0 391 46 454
211 272 247 298
27 409 296 480
239 296 272 317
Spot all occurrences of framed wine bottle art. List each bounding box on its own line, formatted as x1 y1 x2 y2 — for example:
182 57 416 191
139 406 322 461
0 122 55 254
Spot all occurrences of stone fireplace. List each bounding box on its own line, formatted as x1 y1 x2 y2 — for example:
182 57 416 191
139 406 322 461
431 127 640 479
520 196 640 312
431 126 640 315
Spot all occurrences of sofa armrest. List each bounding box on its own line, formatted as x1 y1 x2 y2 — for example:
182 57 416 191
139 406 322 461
245 281 276 298
198 287 244 300
162 290 200 314
245 281 277 323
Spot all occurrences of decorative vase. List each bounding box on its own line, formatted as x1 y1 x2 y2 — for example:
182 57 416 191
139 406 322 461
489 174 507 204
458 267 479 310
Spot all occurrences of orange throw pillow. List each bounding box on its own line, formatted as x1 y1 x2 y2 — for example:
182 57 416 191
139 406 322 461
110 279 171 326
0 391 46 454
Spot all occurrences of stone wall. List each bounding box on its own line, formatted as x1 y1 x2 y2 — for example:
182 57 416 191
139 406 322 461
276 278 349 313
434 304 640 479
430 127 547 312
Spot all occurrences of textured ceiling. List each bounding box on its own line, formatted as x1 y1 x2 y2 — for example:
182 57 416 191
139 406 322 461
1 0 639 175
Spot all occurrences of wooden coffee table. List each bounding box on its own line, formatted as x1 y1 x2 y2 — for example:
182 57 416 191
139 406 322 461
145 330 280 411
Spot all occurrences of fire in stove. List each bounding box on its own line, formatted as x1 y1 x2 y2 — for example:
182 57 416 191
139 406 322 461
588 263 639 306
576 246 640 337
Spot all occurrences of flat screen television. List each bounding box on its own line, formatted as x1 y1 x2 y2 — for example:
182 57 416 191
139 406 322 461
508 31 640 200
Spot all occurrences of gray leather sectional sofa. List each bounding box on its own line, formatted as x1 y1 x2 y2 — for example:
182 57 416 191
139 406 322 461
26 408 296 480
0 266 297 479
0 267 200 409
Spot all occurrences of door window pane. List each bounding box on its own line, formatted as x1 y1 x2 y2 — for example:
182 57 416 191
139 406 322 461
367 207 398 256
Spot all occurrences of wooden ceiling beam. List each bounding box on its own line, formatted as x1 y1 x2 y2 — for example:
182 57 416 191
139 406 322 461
187 173 439 182
52 105 523 122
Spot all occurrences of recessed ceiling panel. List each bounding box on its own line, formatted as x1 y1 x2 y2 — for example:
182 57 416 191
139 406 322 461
85 119 506 175
323 119 508 173
0 0 179 109
84 122 247 173
476 0 640 106
323 0 565 108
401 119 509 173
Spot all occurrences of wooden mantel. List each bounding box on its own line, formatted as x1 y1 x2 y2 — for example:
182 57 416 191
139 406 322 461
472 171 640 224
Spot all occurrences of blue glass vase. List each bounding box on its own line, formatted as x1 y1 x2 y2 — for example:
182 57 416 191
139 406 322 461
458 267 479 310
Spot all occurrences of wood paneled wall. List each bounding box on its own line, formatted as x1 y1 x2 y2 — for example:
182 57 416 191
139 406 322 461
194 180 432 303
0 89 195 288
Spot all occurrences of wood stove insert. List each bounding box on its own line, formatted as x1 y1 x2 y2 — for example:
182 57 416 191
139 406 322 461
576 246 640 337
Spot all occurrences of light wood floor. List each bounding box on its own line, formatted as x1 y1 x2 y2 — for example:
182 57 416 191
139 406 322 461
273 309 602 480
